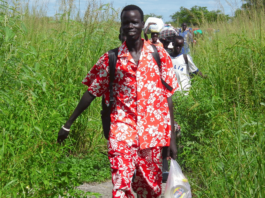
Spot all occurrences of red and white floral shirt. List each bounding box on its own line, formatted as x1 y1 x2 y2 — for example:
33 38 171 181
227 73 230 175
82 39 178 150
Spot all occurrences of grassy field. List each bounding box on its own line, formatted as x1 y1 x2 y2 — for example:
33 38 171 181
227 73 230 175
177 8 265 197
0 0 119 197
0 0 264 197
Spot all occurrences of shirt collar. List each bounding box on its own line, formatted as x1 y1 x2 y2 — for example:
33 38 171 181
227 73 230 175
117 39 154 58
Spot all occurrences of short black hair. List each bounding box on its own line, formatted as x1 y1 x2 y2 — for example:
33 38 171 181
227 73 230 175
120 5 144 22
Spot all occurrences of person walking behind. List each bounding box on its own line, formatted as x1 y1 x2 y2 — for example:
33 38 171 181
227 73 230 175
144 22 163 47
159 27 178 54
57 5 178 198
179 23 193 55
170 36 206 95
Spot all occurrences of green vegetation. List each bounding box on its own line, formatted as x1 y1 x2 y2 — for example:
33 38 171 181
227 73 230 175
176 7 265 197
144 13 163 21
241 0 265 9
0 0 264 197
0 0 119 197
235 0 265 17
170 6 229 26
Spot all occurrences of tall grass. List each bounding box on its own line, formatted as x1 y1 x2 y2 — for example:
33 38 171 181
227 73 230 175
175 6 265 197
0 0 119 197
0 0 264 197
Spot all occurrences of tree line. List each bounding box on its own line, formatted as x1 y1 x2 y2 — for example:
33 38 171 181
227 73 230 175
235 0 265 17
145 0 265 26
144 6 229 27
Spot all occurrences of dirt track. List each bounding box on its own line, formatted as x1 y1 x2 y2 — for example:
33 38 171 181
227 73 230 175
77 180 166 198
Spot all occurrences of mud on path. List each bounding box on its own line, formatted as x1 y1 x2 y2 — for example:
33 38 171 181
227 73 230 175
77 180 166 198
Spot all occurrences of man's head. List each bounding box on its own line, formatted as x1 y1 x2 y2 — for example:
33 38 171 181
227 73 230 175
120 5 144 21
119 27 127 43
172 35 184 56
181 23 187 32
120 5 144 41
159 28 178 50
160 38 172 50
151 32 159 43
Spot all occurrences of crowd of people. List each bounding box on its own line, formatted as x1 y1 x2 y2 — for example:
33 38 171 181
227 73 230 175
142 20 206 95
57 4 206 198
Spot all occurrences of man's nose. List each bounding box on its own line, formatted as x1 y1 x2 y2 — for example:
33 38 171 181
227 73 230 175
128 23 134 28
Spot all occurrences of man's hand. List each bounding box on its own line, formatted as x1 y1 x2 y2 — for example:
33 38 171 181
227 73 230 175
144 22 158 41
56 91 95 144
148 22 156 26
198 71 207 79
57 128 69 144
167 96 177 160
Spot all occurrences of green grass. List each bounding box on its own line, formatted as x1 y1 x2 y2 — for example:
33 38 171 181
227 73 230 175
175 8 265 197
0 0 264 197
0 0 119 197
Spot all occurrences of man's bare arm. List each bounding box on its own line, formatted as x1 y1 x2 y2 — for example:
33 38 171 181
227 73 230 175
167 96 177 160
57 90 95 143
197 71 207 78
144 22 156 41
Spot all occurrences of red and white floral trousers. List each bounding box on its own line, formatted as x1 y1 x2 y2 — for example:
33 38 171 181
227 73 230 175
108 138 163 198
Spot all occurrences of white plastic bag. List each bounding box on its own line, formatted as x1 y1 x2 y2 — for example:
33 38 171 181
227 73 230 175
164 160 192 198
143 17 164 34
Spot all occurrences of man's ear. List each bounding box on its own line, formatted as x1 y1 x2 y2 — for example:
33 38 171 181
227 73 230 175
141 21 145 29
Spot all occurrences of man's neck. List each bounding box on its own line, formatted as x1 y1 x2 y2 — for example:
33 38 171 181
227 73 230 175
171 52 181 58
126 37 143 53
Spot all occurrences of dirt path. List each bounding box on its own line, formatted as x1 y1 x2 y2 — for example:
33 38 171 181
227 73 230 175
77 180 166 198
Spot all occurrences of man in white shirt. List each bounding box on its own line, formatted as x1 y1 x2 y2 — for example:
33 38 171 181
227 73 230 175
170 36 206 95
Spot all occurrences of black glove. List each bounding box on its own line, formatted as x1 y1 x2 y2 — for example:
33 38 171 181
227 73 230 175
57 128 69 144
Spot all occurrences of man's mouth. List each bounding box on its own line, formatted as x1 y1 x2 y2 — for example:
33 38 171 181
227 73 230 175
128 31 136 35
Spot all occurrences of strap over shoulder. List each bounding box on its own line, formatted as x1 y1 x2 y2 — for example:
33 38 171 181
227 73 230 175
150 45 173 92
108 47 119 102
150 44 161 67
183 54 188 65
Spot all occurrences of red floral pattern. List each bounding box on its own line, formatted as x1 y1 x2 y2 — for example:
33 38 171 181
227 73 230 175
108 139 162 198
82 39 178 150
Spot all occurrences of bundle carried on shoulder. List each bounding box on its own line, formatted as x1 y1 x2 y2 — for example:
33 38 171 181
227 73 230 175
144 17 164 34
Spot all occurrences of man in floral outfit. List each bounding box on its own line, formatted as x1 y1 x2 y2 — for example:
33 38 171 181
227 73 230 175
57 5 178 198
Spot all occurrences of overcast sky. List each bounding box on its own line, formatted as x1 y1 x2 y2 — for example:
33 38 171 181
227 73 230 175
41 0 243 22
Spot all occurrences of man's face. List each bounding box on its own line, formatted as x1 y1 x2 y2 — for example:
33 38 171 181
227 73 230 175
151 33 159 42
173 39 184 55
121 10 144 41
182 23 187 31
160 36 174 49
119 29 127 43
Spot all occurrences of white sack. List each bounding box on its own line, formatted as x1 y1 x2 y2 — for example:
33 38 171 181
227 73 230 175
144 17 164 34
164 160 192 198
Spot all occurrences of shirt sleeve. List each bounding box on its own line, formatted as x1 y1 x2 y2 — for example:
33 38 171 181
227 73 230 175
82 52 109 97
187 55 199 74
157 46 179 97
